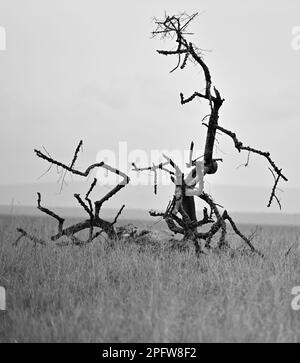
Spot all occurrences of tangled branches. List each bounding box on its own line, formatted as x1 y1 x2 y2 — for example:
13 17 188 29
131 12 289 256
133 152 263 257
15 141 130 247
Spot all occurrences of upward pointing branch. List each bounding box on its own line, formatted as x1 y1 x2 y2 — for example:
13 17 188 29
152 12 287 208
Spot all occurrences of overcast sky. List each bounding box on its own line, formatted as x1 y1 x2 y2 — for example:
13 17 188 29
0 0 299 212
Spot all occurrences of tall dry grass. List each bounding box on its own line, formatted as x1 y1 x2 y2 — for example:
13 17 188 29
0 215 300 342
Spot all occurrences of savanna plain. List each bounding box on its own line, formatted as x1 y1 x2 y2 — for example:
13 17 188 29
0 214 300 343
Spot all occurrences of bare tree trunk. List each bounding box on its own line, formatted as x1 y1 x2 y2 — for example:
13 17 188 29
182 196 197 222
133 12 286 257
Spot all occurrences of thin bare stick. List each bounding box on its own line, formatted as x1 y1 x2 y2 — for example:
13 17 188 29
37 192 65 233
223 211 264 257
14 228 46 246
112 205 125 225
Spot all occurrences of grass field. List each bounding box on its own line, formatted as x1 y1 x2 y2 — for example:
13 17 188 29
0 214 300 343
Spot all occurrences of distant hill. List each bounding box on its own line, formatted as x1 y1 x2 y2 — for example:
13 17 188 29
0 182 299 226
0 205 299 227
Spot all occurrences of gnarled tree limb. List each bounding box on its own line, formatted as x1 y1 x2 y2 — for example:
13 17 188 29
15 141 130 247
132 12 281 256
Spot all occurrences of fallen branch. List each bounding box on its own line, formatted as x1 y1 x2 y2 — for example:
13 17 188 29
16 141 130 247
14 228 46 247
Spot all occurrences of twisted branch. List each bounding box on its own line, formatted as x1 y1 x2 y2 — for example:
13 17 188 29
16 142 129 247
206 123 287 208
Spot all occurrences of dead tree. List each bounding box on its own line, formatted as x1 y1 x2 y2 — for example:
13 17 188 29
133 13 288 256
15 141 129 247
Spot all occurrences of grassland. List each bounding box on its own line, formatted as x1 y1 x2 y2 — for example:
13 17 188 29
0 214 300 343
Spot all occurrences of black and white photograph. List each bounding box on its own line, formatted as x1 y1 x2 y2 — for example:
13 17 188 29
0 0 300 346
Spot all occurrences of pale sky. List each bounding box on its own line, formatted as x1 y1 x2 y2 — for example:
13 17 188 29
0 0 299 212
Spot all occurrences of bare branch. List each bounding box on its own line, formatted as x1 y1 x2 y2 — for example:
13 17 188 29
85 177 97 214
16 142 129 248
37 192 65 233
205 123 287 208
14 228 46 246
74 193 93 218
223 211 264 258
267 168 282 209
213 124 287 181
112 205 125 225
